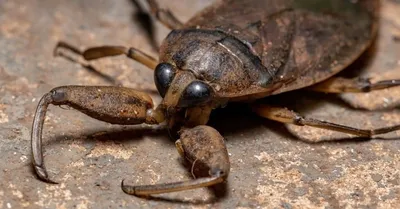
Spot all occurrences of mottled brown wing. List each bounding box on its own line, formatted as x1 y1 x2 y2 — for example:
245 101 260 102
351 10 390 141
185 0 379 97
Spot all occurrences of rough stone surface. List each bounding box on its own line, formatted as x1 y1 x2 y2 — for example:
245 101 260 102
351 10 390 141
0 0 399 208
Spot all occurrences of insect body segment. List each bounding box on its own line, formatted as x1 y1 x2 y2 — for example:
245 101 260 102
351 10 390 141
159 29 274 98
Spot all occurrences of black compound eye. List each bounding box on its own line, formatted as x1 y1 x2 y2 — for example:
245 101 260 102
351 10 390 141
178 81 213 107
154 63 175 97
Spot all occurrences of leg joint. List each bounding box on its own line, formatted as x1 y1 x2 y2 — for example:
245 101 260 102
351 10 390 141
358 77 372 92
50 87 68 104
293 114 305 126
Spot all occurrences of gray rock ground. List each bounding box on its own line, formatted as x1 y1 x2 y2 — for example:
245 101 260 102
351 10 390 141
0 0 399 208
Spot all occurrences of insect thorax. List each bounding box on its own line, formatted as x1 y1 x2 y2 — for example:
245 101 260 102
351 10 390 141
159 29 273 97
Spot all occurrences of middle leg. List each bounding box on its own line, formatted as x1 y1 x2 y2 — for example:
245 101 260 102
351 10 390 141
307 77 400 93
252 104 400 141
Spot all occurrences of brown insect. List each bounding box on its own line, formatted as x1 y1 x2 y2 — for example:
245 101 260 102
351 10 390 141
31 0 400 196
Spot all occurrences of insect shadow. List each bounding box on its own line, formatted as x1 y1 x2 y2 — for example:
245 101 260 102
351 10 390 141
129 0 159 52
53 42 159 94
53 44 122 86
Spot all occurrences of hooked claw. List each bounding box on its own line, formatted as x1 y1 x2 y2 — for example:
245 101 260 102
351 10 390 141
33 164 58 184
121 179 144 196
